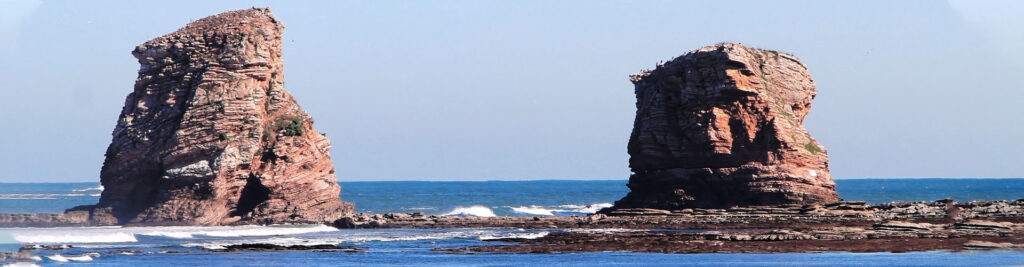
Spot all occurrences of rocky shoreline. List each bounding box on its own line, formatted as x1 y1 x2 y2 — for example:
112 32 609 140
338 199 1024 253
2 199 1024 254
448 231 1024 254
336 199 1024 229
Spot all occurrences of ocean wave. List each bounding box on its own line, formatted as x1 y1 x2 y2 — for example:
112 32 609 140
137 224 337 239
183 231 455 249
3 262 42 267
507 203 613 216
44 254 93 263
441 206 496 217
509 206 555 216
10 224 334 244
13 230 137 244
44 255 67 263
71 185 104 192
182 229 547 249
330 229 513 243
479 231 549 240
20 244 72 250
0 193 89 199
181 236 335 250
557 203 613 213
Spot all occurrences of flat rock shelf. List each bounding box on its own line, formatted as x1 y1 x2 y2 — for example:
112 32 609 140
338 199 1024 253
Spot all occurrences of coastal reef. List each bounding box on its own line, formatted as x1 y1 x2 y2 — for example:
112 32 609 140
337 199 1024 253
607 43 839 210
71 8 352 225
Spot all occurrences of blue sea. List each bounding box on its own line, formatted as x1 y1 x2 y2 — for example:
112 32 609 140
1 179 1023 266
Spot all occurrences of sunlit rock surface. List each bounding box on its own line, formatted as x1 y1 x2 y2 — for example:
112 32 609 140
608 43 840 210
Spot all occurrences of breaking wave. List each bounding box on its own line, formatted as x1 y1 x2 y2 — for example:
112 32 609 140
558 203 613 213
137 224 338 239
510 206 555 216
0 193 89 200
13 230 138 244
441 206 497 217
45 253 96 262
508 203 613 216
479 231 549 240
181 237 338 250
0 185 103 200
182 229 548 250
8 224 336 244
71 185 104 192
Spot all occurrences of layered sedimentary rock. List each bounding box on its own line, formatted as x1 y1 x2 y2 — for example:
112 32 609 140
607 43 840 210
440 200 1024 254
76 8 352 225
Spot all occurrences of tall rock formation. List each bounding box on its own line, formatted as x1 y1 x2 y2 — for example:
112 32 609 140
608 43 840 210
80 8 352 225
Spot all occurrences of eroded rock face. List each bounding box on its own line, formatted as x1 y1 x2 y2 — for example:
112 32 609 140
608 43 840 210
79 8 352 225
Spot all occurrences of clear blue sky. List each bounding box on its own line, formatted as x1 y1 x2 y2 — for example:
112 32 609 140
0 0 1021 182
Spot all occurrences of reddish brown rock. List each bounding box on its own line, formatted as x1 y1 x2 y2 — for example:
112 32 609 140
607 43 840 210
74 8 352 225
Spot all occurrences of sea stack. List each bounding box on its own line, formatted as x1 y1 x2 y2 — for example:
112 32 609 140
79 8 352 225
607 43 840 210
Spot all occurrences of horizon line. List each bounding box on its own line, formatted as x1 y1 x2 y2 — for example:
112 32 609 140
2 177 1024 184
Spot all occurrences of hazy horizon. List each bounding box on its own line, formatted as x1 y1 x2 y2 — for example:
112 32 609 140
1 0 1022 182
4 177 1024 184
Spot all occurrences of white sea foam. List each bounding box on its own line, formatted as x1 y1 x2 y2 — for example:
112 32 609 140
185 232 439 249
182 229 544 249
139 231 194 239
479 231 549 240
0 195 54 200
182 236 341 250
42 254 93 262
71 185 104 192
9 224 335 244
137 224 338 239
3 262 42 267
509 206 555 216
507 203 614 215
326 230 498 243
441 206 496 217
44 255 67 263
557 203 613 214
0 193 87 200
63 254 94 262
13 230 137 243
20 244 72 250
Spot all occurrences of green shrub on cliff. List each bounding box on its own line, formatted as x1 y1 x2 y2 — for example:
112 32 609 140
275 116 304 136
804 142 823 154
